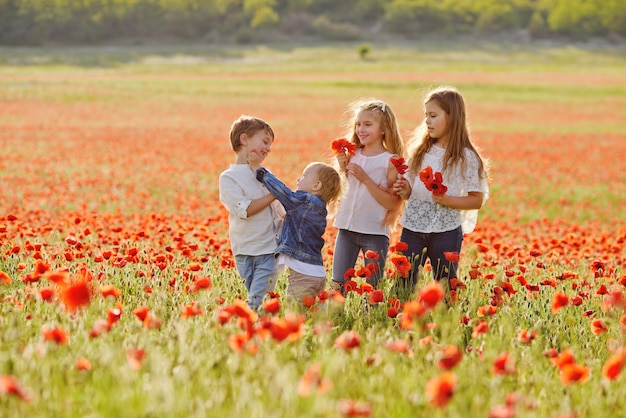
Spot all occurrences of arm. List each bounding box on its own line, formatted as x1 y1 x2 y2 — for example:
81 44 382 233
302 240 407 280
432 191 484 210
246 193 277 217
256 168 302 211
219 171 275 219
345 161 401 211
336 152 349 175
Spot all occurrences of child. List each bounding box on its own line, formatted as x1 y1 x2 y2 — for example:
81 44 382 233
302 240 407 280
330 99 405 293
252 158 342 304
392 86 489 291
219 115 285 311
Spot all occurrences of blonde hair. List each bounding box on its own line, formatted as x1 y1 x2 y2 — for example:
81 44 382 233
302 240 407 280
407 86 488 180
229 115 274 152
309 163 342 204
343 98 405 157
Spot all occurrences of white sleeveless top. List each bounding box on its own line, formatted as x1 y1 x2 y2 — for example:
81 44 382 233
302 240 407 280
333 149 392 237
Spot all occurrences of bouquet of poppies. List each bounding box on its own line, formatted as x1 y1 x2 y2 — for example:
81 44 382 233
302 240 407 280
390 156 408 179
331 138 357 156
419 166 447 196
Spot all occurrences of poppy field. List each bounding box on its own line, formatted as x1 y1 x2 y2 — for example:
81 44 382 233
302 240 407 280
1 43 626 417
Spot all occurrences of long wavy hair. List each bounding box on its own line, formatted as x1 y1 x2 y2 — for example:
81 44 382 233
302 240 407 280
407 86 488 180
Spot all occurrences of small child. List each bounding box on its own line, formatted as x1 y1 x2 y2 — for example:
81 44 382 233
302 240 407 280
219 115 285 311
252 158 342 305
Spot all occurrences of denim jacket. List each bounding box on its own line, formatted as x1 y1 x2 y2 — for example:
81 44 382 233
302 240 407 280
256 167 327 266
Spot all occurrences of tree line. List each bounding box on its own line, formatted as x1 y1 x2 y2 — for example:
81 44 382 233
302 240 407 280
0 0 624 45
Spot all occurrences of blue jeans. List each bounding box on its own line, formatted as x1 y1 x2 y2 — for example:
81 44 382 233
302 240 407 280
331 229 389 288
400 226 463 287
234 254 279 310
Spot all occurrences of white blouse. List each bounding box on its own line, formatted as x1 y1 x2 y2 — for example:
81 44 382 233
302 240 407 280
401 145 489 234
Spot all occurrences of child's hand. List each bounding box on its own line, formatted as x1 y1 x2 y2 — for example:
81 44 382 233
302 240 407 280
247 149 261 170
392 177 411 199
336 152 349 172
432 194 448 206
345 162 370 184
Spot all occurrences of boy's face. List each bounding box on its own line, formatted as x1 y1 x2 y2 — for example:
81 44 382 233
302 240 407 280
243 129 273 162
297 165 320 194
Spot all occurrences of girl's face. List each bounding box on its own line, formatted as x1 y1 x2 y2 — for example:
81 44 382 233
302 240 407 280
424 101 448 142
355 110 384 147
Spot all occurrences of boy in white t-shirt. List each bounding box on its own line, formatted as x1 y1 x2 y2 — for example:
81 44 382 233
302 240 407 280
219 115 285 311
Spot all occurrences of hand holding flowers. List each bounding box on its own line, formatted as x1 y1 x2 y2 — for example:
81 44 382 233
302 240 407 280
331 138 356 156
419 166 447 196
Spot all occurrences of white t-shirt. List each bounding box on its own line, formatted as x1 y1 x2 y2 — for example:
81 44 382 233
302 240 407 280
277 255 326 278
219 164 285 256
401 145 489 234
333 149 393 237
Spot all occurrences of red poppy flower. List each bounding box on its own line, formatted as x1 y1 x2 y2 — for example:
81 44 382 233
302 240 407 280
263 297 281 314
89 319 110 338
0 374 32 402
472 320 489 338
492 352 516 375
444 251 459 263
0 271 12 285
337 399 372 417
193 276 212 292
182 301 204 318
298 363 332 397
343 268 356 280
551 349 575 369
559 363 590 385
331 138 357 156
364 250 379 260
591 318 608 335
425 371 457 408
42 326 69 345
369 289 384 304
384 339 412 355
551 291 569 314
45 270 69 285
334 330 361 350
391 255 412 278
517 329 537 344
344 280 358 293
133 306 150 322
39 287 55 302
302 295 316 307
317 290 329 304
437 345 463 370
269 313 304 342
419 281 445 309
60 280 92 312
390 156 408 176
420 166 448 196
75 357 92 371
126 348 146 371
99 284 122 299
419 166 433 183
389 241 408 252
602 348 625 381
356 266 372 279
